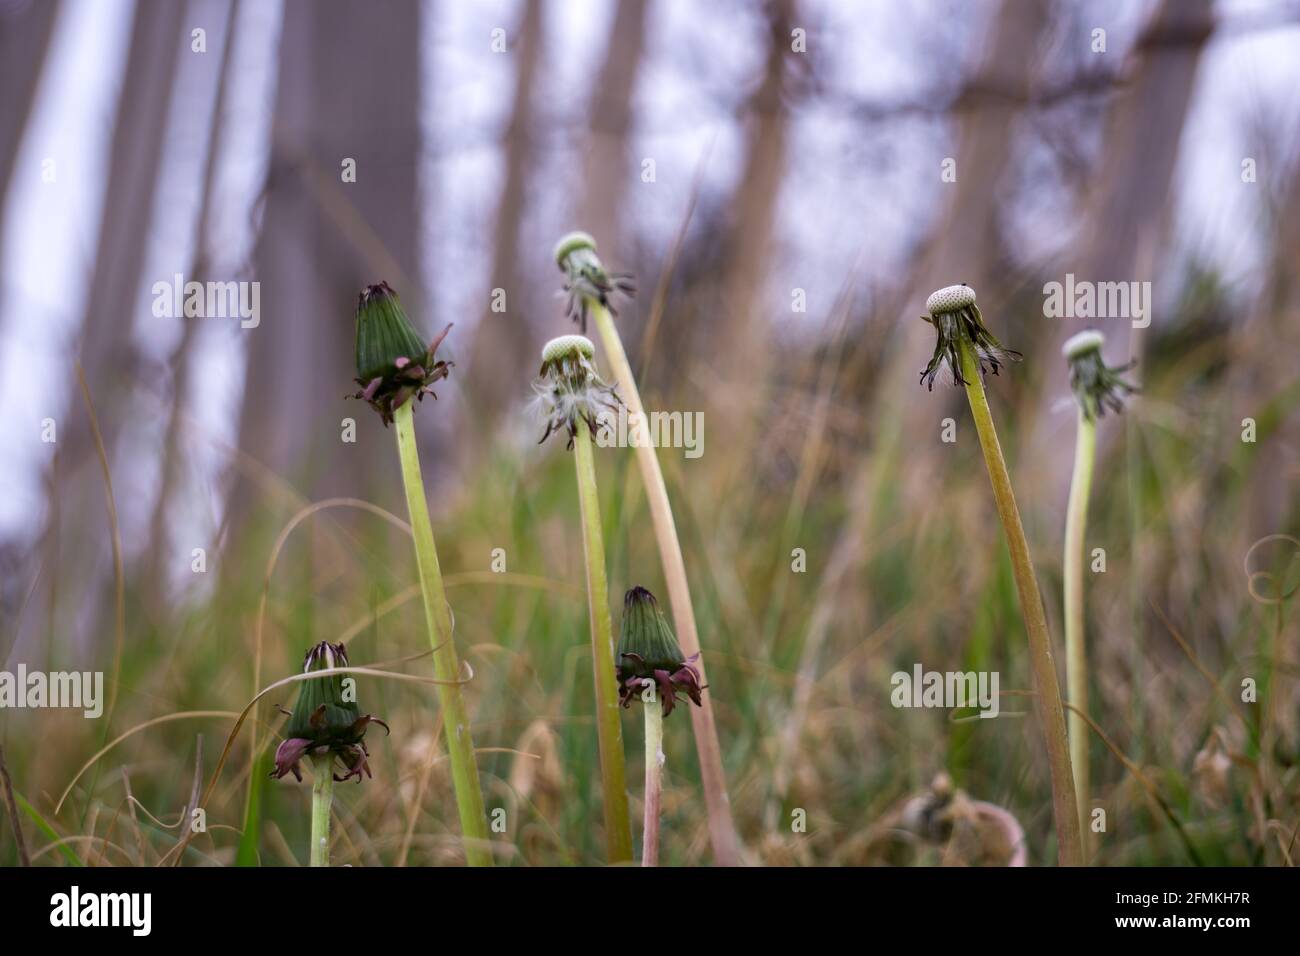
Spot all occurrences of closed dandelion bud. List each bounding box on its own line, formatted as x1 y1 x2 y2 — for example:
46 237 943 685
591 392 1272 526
350 281 453 426
533 334 621 448
552 230 636 333
919 283 1021 390
616 586 703 717
271 641 389 784
1062 329 1138 420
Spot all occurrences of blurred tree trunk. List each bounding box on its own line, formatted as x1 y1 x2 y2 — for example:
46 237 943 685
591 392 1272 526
32 0 186 656
1021 0 1214 493
0 0 60 208
1243 154 1300 535
461 0 543 440
698 0 797 518
863 0 1051 411
143 0 241 611
1072 0 1214 310
231 0 422 524
575 0 648 262
769 0 1055 819
711 0 794 406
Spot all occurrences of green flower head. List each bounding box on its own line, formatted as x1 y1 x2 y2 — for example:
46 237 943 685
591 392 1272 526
271 642 389 784
1062 329 1138 420
919 284 1021 390
532 334 621 448
350 281 453 426
616 586 703 717
552 230 635 334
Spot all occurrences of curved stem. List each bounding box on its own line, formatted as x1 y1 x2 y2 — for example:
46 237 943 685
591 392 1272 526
1064 408 1096 856
309 754 333 867
591 302 740 866
394 401 493 867
958 340 1083 866
642 695 663 867
573 416 634 863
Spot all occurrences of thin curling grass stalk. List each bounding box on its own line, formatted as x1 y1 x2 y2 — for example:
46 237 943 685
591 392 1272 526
617 586 705 866
352 282 493 866
1061 329 1138 857
309 754 333 867
534 335 634 862
555 231 740 866
919 284 1082 866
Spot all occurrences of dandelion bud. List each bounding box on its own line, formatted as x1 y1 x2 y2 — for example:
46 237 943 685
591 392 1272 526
533 334 620 448
552 230 636 333
1062 329 1137 420
270 641 389 784
919 283 1021 390
616 586 703 717
350 281 453 426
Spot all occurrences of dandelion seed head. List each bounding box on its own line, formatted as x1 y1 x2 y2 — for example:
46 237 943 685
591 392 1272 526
1063 328 1138 420
532 335 620 447
918 283 1021 390
552 230 636 333
926 283 977 316
1062 329 1105 360
542 334 595 365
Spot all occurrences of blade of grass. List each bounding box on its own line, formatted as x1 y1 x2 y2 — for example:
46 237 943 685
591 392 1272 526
0 744 31 866
14 792 82 866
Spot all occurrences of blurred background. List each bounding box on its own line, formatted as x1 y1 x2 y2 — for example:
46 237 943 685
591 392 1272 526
1 0 1298 866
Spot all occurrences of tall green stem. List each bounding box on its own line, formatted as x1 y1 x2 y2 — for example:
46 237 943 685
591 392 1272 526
573 415 634 863
1064 407 1096 855
642 696 663 867
309 754 333 867
591 302 740 866
957 339 1083 866
394 400 493 867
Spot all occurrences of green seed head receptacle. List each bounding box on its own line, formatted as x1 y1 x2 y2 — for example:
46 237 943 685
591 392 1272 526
1062 329 1137 420
919 283 1021 390
533 334 620 448
541 333 596 367
553 230 636 333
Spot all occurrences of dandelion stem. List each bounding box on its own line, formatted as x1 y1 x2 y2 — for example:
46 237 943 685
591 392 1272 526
643 690 663 867
590 302 740 866
309 754 333 867
1064 406 1096 856
573 415 634 864
394 400 493 867
957 336 1083 866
